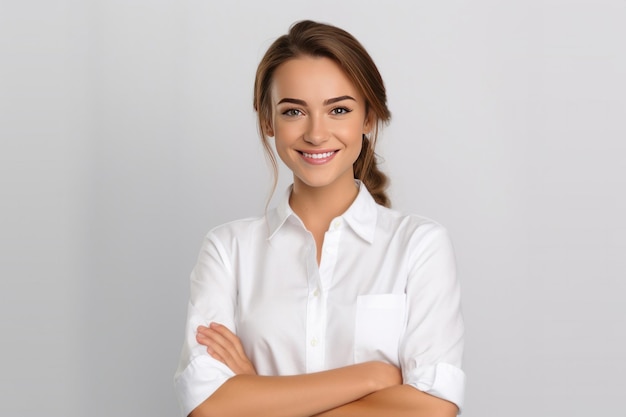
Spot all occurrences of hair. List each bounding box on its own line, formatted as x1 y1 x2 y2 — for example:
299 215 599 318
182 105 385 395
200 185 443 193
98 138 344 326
254 20 392 207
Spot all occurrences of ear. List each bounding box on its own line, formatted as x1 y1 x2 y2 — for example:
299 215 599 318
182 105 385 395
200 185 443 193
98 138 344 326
363 112 375 135
263 121 274 138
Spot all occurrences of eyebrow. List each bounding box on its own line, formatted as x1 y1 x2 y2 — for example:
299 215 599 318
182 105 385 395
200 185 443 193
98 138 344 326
277 95 356 106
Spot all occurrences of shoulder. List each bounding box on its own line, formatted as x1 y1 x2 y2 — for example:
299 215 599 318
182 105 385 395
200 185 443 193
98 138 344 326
205 214 269 245
374 205 455 264
376 204 450 240
375 207 457 283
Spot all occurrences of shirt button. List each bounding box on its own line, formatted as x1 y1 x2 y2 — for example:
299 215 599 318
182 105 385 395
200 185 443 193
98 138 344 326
313 289 320 297
331 219 342 230
310 337 319 347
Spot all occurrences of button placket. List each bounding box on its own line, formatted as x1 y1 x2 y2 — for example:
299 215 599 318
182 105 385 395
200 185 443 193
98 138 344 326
305 235 325 372
305 218 344 373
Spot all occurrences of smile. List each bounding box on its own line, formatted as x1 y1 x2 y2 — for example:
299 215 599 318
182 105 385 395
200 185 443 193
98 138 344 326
298 150 338 165
301 151 336 159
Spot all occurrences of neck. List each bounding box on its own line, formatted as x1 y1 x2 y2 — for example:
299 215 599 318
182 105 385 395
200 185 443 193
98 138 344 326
289 173 359 231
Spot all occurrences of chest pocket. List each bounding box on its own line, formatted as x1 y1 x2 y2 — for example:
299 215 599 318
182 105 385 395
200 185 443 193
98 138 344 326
354 293 407 366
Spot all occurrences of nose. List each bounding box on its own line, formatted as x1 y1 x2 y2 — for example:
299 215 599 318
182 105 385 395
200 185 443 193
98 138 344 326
304 114 328 145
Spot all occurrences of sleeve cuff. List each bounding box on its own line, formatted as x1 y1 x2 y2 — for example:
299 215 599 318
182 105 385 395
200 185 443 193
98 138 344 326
404 362 466 414
174 355 236 416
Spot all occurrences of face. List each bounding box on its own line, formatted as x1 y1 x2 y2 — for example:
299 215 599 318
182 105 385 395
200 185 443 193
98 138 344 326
268 56 372 191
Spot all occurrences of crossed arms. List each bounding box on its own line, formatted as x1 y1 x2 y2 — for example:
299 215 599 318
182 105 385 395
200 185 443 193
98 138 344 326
188 323 458 417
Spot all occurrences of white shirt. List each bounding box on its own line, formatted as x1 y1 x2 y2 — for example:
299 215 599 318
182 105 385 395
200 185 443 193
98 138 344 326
174 181 465 416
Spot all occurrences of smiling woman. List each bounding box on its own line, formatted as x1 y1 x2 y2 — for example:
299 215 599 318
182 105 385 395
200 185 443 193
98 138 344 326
174 20 464 417
271 56 370 199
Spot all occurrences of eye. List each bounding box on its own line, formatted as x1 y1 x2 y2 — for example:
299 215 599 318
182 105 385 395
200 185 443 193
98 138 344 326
331 107 352 115
282 108 303 117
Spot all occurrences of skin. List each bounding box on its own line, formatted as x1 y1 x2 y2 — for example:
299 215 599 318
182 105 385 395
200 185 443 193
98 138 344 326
189 56 459 417
268 56 372 264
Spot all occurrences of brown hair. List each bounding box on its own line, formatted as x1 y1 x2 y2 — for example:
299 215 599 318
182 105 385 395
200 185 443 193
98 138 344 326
254 20 391 207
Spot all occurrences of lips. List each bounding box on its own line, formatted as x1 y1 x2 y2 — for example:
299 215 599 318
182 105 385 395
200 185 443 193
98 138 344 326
302 151 335 159
298 150 338 164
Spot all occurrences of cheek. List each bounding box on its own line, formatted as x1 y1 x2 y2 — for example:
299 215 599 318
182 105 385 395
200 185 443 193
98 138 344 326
273 122 305 159
336 122 365 149
272 132 295 165
273 138 289 162
351 139 363 163
273 121 300 144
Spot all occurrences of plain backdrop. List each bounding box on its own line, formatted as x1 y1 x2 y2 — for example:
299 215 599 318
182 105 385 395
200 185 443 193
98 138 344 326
1 1 625 416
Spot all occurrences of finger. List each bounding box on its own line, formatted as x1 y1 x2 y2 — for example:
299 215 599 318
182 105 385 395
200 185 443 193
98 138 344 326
210 323 249 361
196 326 235 361
208 323 246 361
196 331 209 345
205 344 226 363
196 325 211 336
195 331 230 365
196 331 219 350
199 336 233 366
203 328 238 363
206 325 256 374
205 323 257 375
206 325 236 350
196 325 217 346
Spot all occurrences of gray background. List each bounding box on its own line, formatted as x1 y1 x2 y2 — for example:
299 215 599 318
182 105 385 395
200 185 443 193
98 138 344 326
2 0 625 416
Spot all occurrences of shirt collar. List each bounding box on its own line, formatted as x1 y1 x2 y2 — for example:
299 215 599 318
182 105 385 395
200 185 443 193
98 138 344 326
266 181 378 244
266 185 295 240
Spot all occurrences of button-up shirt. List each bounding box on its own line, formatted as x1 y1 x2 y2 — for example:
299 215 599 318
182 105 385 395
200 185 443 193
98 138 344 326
174 181 465 416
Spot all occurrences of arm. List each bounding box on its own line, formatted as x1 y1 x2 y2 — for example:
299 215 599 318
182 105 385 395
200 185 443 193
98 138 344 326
399 223 465 412
174 232 240 416
312 385 458 417
191 323 402 417
304 223 466 417
307 224 466 417
176 232 402 417
190 362 401 417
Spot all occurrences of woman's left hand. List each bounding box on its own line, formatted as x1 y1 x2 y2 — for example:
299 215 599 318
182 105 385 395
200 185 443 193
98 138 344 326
196 322 257 375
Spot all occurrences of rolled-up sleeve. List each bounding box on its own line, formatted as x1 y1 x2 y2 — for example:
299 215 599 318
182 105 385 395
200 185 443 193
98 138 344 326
174 231 237 416
400 223 466 413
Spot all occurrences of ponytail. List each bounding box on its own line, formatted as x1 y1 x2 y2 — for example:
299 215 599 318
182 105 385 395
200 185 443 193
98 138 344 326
354 135 390 207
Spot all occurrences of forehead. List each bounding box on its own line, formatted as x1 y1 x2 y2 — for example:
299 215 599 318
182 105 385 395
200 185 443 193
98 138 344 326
271 56 361 102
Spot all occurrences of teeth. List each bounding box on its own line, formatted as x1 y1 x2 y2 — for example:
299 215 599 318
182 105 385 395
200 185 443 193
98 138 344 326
302 151 335 159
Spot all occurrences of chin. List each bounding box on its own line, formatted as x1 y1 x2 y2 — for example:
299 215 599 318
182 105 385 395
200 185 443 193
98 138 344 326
298 179 335 189
293 173 334 188
297 172 352 190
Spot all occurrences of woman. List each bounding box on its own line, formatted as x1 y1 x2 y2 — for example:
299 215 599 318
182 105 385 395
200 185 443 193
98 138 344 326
174 20 465 417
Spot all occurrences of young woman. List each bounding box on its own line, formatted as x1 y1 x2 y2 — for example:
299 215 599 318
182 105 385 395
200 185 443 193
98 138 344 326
174 20 465 417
